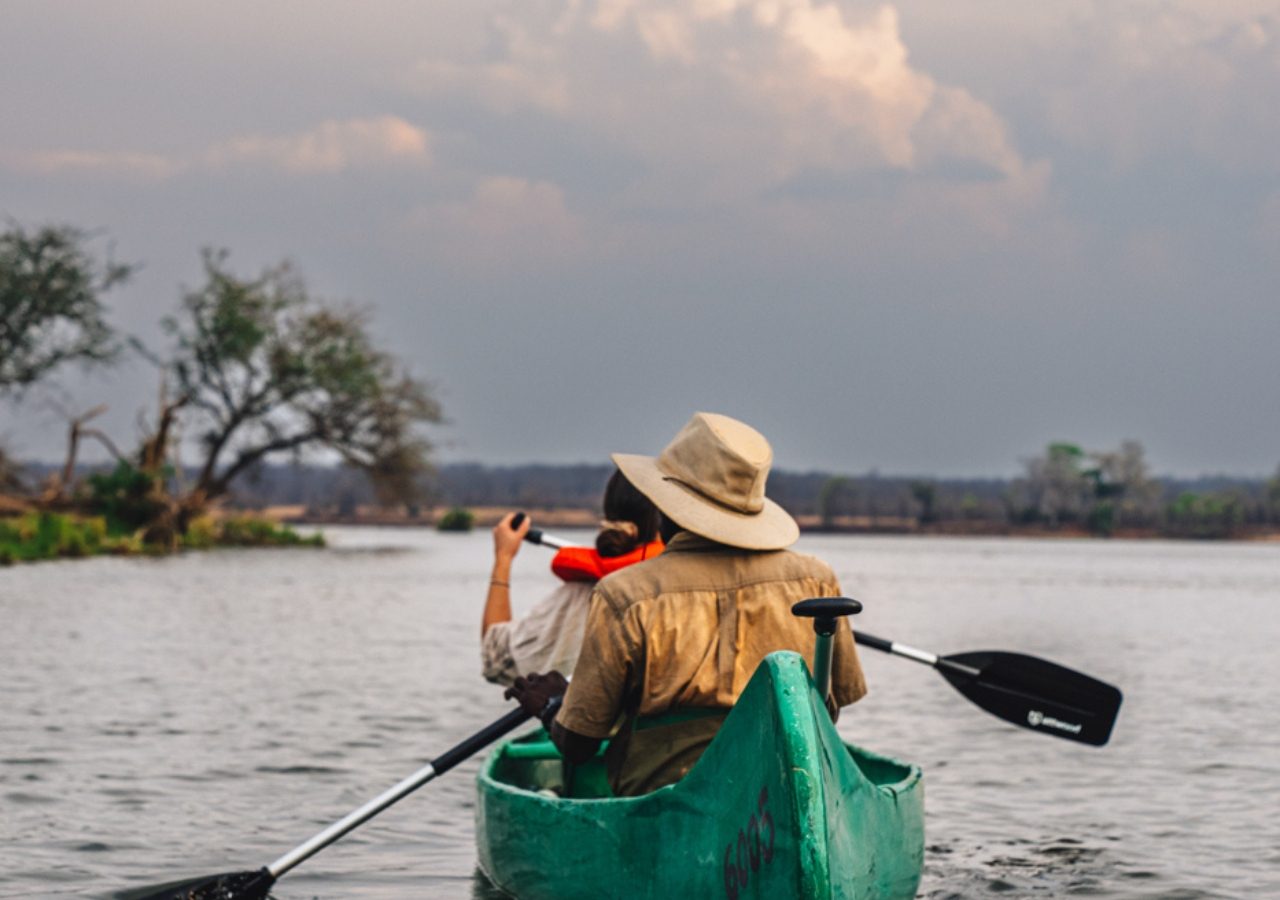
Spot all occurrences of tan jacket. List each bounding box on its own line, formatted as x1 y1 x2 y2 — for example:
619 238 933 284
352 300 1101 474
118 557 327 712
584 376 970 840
556 532 866 795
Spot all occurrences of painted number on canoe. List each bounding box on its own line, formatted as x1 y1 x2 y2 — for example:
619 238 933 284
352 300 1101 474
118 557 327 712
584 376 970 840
723 787 775 899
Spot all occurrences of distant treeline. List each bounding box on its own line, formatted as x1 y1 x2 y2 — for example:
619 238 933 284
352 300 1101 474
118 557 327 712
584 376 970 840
21 450 1279 539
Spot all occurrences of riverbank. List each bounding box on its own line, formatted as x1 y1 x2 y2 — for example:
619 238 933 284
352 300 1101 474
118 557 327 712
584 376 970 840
258 504 1280 541
0 509 322 565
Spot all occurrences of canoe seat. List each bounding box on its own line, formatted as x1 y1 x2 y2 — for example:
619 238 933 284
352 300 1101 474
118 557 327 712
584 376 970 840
500 741 571 760
494 733 614 799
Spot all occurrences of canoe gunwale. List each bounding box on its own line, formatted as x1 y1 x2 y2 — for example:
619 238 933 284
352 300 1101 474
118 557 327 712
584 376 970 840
474 651 924 900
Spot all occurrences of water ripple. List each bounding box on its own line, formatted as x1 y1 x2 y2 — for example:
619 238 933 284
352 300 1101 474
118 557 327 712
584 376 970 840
3 529 1278 898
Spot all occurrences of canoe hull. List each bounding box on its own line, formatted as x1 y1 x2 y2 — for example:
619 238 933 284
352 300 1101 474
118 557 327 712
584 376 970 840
475 652 924 899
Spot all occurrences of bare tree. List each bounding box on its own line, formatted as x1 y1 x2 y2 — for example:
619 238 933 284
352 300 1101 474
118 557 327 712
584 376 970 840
43 403 127 504
1014 442 1093 526
1089 440 1162 526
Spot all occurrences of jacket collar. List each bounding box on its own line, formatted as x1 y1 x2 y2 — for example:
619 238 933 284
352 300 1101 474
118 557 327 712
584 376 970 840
662 531 737 554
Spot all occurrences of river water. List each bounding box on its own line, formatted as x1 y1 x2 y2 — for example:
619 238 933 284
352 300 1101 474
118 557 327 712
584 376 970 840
1 528 1277 899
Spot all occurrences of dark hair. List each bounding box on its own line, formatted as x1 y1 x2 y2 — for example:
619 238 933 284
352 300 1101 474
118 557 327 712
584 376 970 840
596 469 660 557
658 511 683 545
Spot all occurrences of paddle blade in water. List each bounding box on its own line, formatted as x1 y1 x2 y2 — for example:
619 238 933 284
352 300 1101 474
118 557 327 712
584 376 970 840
938 651 1122 746
116 868 275 900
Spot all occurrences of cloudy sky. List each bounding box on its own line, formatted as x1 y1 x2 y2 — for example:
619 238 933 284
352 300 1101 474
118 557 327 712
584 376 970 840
2 0 1278 476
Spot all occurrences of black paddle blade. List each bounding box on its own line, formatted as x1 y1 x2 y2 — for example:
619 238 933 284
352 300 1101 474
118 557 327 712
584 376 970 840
116 867 275 900
938 651 1122 746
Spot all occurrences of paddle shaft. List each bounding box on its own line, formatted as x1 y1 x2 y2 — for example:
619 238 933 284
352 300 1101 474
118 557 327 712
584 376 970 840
853 631 980 679
524 528 570 550
266 707 531 878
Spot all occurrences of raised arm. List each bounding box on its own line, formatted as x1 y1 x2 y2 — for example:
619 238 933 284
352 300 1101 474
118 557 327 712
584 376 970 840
482 512 530 637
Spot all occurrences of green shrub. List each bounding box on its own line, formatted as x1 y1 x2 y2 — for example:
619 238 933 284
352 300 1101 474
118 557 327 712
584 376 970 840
436 506 475 532
0 518 20 549
87 462 169 535
0 519 18 565
0 512 109 562
199 516 324 548
1162 492 1244 539
1086 501 1116 537
182 517 218 550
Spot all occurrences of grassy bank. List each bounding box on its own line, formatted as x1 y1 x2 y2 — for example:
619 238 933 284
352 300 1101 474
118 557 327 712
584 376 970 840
0 510 322 566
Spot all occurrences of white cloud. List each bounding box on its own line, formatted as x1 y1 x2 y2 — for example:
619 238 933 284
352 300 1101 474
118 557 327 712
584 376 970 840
406 13 572 114
1045 8 1280 171
410 58 572 114
403 176 587 266
204 116 431 174
4 149 181 180
5 116 431 180
381 0 1056 266
409 1 1034 190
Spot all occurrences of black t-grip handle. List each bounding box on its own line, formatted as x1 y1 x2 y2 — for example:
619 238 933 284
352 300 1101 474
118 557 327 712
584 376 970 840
509 511 547 545
792 597 862 635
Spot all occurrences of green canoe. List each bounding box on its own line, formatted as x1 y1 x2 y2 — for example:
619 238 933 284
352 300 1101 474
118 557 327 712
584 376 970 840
475 651 924 899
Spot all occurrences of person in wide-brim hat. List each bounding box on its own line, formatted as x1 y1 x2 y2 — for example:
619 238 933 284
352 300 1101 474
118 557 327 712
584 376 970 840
505 411 866 798
611 411 799 551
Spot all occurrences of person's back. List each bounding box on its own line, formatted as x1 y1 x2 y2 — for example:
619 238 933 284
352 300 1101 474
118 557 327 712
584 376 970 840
563 531 864 794
506 412 867 797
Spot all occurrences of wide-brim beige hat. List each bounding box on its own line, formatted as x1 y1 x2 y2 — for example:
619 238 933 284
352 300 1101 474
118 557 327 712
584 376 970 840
612 412 799 551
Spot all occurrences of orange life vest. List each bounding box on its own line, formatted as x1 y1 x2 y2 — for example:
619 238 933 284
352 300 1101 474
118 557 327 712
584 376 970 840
551 539 665 583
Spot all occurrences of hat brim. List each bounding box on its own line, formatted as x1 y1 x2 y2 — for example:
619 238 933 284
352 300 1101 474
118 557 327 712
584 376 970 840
612 452 800 551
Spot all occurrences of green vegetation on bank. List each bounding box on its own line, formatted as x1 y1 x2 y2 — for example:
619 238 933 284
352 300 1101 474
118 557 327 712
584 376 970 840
0 512 120 564
0 510 321 566
436 506 475 532
0 221 440 558
183 516 324 550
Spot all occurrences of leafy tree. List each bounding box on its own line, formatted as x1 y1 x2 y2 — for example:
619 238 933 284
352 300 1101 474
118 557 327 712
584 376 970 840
0 224 133 394
160 250 441 527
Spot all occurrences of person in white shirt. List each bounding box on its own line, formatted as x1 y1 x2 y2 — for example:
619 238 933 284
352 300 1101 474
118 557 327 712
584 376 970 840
480 469 662 686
